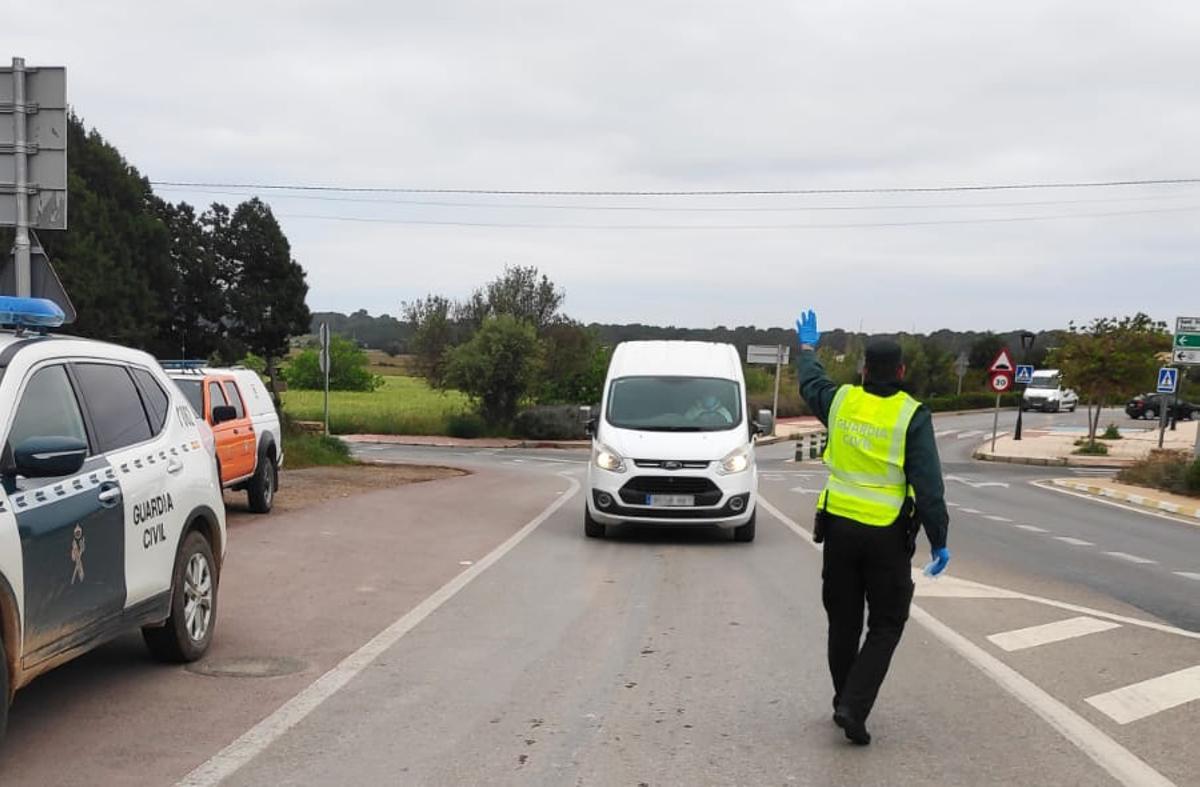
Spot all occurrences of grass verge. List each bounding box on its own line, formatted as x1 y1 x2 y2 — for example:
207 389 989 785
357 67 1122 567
284 431 356 468
1116 450 1200 497
282 375 472 435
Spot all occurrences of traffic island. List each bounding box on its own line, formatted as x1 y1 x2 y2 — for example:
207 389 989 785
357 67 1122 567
973 421 1198 468
1044 478 1200 524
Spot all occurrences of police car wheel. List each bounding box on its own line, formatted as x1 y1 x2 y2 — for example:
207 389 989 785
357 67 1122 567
247 452 277 514
143 531 218 663
0 635 8 740
733 510 756 542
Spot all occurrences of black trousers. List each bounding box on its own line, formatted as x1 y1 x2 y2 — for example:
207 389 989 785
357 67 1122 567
821 513 915 722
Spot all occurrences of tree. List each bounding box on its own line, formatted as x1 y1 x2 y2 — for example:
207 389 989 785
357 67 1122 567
157 200 231 360
457 265 565 333
969 334 1006 370
402 294 458 386
223 199 311 399
285 335 382 391
444 315 542 425
1054 313 1171 444
536 321 610 404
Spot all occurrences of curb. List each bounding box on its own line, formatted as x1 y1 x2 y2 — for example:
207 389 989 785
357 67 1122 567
1048 479 1200 522
972 450 1136 469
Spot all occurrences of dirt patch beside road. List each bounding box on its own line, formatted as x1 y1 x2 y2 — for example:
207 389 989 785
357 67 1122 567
224 464 466 520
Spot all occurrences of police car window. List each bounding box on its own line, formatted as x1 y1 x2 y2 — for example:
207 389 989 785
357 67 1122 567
208 382 228 410
132 369 170 433
176 379 204 418
73 363 154 453
224 382 245 419
6 365 88 453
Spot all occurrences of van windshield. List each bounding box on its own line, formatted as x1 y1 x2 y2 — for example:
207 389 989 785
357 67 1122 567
606 376 742 432
1028 376 1060 389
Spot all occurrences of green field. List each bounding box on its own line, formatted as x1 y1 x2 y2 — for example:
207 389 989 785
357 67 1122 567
282 375 472 435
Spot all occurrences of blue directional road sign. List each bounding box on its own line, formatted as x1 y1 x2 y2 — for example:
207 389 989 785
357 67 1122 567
1157 367 1178 394
1015 365 1034 385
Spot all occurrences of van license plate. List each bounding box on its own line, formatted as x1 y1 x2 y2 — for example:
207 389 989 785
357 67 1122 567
648 494 694 507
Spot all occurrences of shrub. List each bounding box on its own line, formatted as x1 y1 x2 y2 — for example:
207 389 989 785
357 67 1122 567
513 405 588 440
444 315 542 425
285 336 383 392
446 412 486 439
1117 450 1194 495
1100 423 1122 440
1072 440 1109 455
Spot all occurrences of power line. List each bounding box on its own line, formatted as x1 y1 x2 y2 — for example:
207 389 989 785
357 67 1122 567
275 204 1200 230
151 185 1192 213
149 176 1200 198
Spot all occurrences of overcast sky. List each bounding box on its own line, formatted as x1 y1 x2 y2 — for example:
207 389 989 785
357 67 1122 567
11 1 1200 334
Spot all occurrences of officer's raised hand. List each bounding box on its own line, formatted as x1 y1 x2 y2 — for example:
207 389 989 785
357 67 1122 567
796 309 820 347
924 547 951 577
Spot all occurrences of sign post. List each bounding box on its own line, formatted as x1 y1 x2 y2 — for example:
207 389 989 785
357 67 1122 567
747 344 790 428
954 352 968 396
319 323 331 435
2 59 68 297
1174 318 1200 456
1156 367 1178 449
987 348 1015 452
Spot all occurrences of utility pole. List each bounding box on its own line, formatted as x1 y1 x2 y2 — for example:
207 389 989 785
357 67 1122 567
11 58 31 296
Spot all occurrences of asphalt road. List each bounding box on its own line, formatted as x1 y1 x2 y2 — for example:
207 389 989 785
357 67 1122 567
3 406 1197 786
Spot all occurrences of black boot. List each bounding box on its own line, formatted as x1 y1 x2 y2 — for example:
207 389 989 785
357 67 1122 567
833 707 871 746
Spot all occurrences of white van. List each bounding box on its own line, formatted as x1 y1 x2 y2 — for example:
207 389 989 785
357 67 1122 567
1021 368 1079 413
584 341 773 542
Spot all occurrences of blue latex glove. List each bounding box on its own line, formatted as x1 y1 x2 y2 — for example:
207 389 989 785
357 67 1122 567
923 547 951 578
796 309 820 347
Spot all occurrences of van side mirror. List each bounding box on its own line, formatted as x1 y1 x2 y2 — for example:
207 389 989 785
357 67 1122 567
211 405 238 425
12 436 88 478
580 405 598 437
753 409 775 437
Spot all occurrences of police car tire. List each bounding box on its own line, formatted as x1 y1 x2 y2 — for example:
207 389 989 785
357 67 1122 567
247 450 277 514
0 635 8 740
142 531 218 663
733 510 756 543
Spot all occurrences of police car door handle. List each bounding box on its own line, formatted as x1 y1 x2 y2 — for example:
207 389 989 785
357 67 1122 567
97 486 122 507
166 459 185 475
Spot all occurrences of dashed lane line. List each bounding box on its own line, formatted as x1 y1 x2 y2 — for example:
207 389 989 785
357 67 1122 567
984 515 1013 522
1015 524 1049 533
177 473 582 787
960 507 982 514
1175 572 1200 581
1055 537 1095 547
757 497 1177 787
987 616 1122 652
1103 552 1158 565
1086 665 1200 726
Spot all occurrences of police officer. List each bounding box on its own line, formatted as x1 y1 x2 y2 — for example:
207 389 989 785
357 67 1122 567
795 310 950 746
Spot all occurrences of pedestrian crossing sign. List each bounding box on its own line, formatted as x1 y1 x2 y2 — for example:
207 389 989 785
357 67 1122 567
1156 367 1178 394
1015 365 1034 385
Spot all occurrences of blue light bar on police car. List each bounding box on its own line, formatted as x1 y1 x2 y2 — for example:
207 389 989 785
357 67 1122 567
0 296 66 329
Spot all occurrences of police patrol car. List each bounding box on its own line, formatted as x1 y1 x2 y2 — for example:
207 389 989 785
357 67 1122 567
0 297 227 737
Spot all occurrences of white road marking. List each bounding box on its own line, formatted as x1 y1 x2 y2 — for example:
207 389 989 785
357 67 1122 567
987 616 1121 652
1016 524 1048 533
757 498 1177 787
1055 537 1095 547
946 501 960 508
956 430 983 439
1033 481 1200 529
1085 665 1200 725
960 507 982 514
1174 572 1200 581
984 515 1013 522
177 473 582 787
946 474 1009 489
935 429 959 438
791 486 821 495
1103 551 1157 565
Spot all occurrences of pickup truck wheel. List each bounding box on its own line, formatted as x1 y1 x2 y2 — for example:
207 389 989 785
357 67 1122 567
0 634 9 740
143 531 217 663
247 452 277 514
733 510 757 543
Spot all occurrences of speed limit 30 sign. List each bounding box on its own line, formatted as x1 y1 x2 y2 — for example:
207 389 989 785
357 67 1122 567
989 371 1013 393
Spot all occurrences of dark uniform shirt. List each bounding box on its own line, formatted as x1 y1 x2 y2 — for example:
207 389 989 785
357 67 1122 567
798 349 949 550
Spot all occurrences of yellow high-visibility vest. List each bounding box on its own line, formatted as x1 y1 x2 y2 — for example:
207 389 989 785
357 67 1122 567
820 385 920 526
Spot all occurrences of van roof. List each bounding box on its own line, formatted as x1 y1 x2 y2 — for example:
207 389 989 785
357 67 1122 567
1032 369 1060 376
608 341 743 380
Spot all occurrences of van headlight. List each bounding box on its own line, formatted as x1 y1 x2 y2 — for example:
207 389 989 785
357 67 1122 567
593 442 626 473
718 445 752 475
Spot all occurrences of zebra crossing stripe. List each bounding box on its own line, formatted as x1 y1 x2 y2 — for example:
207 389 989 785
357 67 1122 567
987 616 1120 652
1085 664 1200 725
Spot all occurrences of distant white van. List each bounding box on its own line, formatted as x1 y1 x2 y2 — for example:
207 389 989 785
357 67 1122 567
1021 369 1079 413
583 341 773 542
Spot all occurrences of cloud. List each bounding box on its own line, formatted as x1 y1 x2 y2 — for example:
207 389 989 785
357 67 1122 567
11 0 1200 332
